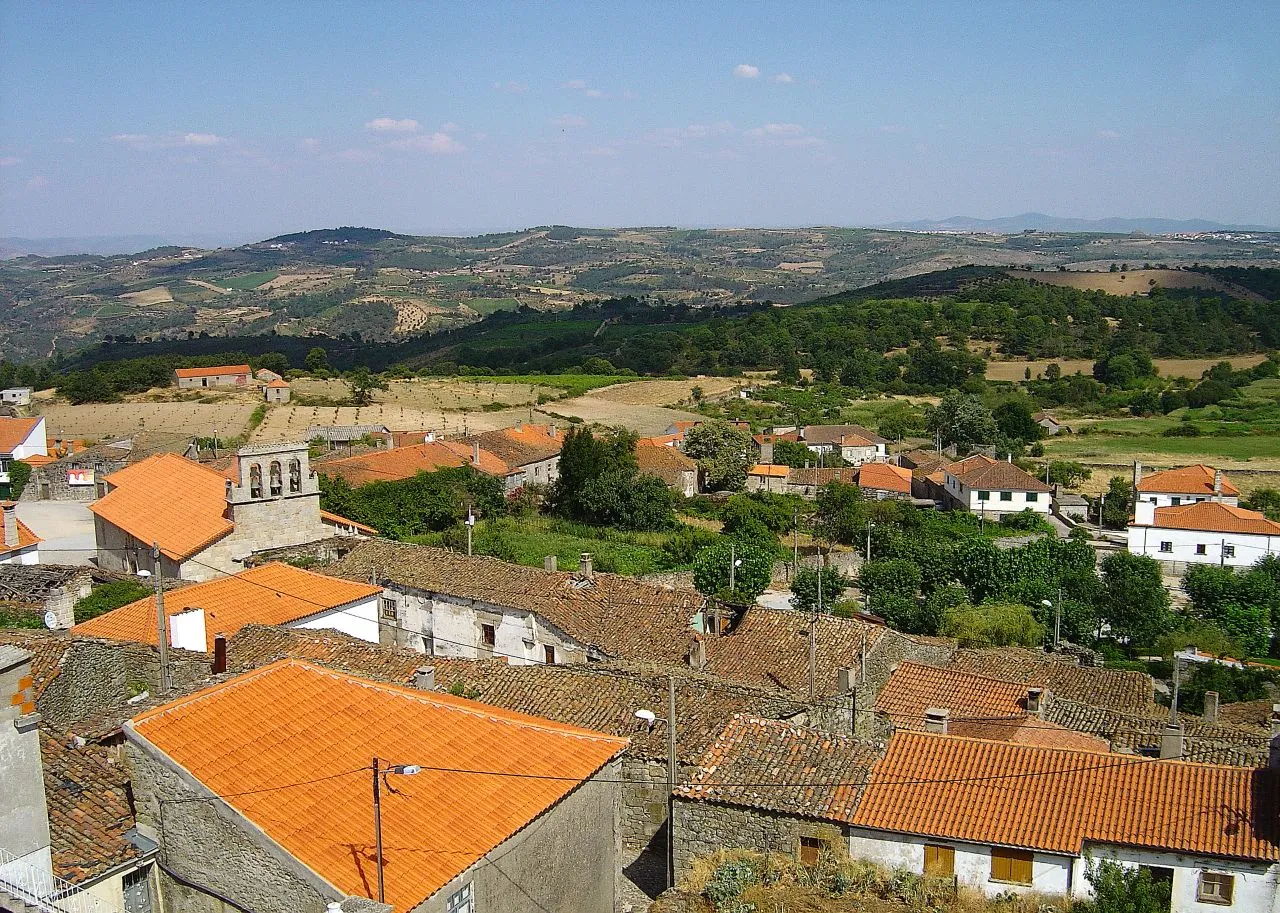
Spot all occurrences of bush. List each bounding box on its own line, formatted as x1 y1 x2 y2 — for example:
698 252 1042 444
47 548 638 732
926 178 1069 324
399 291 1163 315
73 579 152 623
1075 858 1171 913
941 601 1044 648
4 460 31 500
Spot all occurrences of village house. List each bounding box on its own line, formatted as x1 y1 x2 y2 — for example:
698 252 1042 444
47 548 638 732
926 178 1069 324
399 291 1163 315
943 453 1052 517
897 449 954 501
1135 462 1241 507
253 368 283 383
325 538 706 666
171 364 251 389
463 421 564 490
1128 499 1280 569
636 441 700 496
262 378 291 402
1 500 41 565
798 424 888 464
744 462 912 500
72 563 383 652
89 443 356 581
316 438 471 486
306 423 392 449
123 659 627 913
1032 411 1067 435
1 415 47 488
1 387 33 407
0 564 127 628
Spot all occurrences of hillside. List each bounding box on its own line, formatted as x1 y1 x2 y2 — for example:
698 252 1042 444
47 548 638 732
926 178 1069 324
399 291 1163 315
3 225 1280 362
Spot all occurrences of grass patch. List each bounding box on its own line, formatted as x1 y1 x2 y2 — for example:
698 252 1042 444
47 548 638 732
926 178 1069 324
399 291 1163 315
218 271 279 290
432 373 639 398
462 297 521 315
1046 432 1280 462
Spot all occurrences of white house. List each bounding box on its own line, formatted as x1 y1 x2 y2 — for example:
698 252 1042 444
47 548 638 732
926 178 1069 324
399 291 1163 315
943 454 1052 516
1135 463 1241 508
800 424 888 464
0 416 47 485
1127 500 1280 569
0 501 40 565
172 364 251 389
1 387 33 407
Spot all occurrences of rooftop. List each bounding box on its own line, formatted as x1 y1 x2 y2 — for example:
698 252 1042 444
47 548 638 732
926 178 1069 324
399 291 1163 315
173 364 250 379
801 424 887 447
1141 501 1280 535
856 462 913 495
1137 464 1240 496
316 441 468 486
948 648 1153 713
72 562 381 652
851 730 1280 862
462 423 563 468
635 441 698 480
947 454 1052 493
128 660 627 913
0 416 43 453
0 504 42 557
747 463 790 478
785 467 858 486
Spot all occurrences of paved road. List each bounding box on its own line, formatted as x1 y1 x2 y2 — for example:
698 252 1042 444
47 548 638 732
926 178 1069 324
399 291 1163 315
14 501 96 565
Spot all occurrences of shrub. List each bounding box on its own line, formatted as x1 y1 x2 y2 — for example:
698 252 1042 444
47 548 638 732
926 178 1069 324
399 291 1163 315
73 579 152 623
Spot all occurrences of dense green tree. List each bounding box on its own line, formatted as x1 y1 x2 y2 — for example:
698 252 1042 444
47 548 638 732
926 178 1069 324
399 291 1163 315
255 352 290 375
548 427 674 530
772 439 822 468
790 564 849 615
319 466 505 539
683 421 754 491
580 356 616 375
1048 460 1091 488
993 399 1043 442
1078 860 1172 913
858 558 922 611
926 392 998 452
1099 552 1171 646
3 461 31 500
1175 663 1275 715
813 481 867 546
693 539 772 603
940 602 1044 648
345 367 388 405
304 346 330 374
1243 487 1280 520
72 579 152 623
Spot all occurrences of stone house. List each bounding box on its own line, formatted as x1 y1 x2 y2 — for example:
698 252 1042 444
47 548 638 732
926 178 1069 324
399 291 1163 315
172 364 251 389
463 421 564 491
1032 412 1066 435
636 441 699 497
1 386 33 406
744 463 790 494
943 454 1052 517
1 499 41 565
254 368 283 384
1128 500 1280 570
262 378 291 402
90 444 351 582
1135 463 1240 508
124 658 627 913
0 564 128 629
306 423 392 449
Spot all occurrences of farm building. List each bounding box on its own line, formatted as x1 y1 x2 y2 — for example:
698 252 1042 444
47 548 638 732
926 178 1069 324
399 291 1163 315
172 364 251 389
635 441 699 496
262 378 291 403
1 387 32 406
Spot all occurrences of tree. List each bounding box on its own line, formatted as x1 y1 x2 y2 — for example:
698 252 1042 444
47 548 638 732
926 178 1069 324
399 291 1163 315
940 602 1044 648
1099 552 1170 646
60 369 118 404
580 356 616 375
1243 487 1280 520
1048 461 1091 489
4 460 31 500
858 558 922 611
693 539 772 603
926 392 997 452
1176 662 1275 715
73 579 152 623
1078 859 1171 913
773 439 820 468
547 427 674 530
255 352 290 376
1044 362 1062 381
345 367 388 406
1097 476 1133 529
813 481 867 546
790 564 849 615
876 401 924 442
993 399 1043 442
683 421 753 492
304 346 330 375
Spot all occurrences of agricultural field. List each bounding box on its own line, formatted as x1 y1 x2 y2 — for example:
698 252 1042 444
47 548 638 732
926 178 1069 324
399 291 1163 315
249 403 528 442
588 376 748 406
217 271 279 290
1014 268 1256 299
985 355 1267 382
36 402 257 442
542 396 700 435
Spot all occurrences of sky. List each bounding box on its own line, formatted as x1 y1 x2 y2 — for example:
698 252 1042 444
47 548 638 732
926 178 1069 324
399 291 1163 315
2 1 1278 240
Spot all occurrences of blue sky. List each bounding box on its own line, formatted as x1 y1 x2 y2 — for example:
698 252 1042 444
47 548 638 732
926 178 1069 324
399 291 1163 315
2 1 1278 239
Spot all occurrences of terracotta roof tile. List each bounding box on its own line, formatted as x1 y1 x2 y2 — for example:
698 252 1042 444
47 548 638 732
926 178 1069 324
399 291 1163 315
72 563 381 652
877 661 1028 724
1142 501 1280 535
948 455 1052 492
265 378 291 389
436 440 511 476
319 510 378 535
0 629 73 699
636 434 684 447
948 648 1153 712
89 453 233 561
677 716 883 822
852 731 1280 862
0 416 43 453
748 463 790 478
463 424 563 468
1216 699 1276 732
326 539 704 665
786 467 858 487
129 660 627 913
0 505 42 556
636 441 698 477
316 441 468 486
857 463 913 495
1137 464 1240 496
173 364 250 379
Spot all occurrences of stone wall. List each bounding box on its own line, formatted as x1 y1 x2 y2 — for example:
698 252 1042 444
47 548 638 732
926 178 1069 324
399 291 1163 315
853 630 956 737
26 458 126 502
672 797 846 882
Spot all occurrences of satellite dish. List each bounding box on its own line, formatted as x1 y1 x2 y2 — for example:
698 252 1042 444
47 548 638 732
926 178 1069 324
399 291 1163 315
43 610 58 630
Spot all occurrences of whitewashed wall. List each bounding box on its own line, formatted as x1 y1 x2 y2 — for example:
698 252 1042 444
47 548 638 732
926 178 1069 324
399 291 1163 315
1138 492 1240 508
1075 844 1278 913
945 474 1051 515
1127 524 1277 569
292 594 381 644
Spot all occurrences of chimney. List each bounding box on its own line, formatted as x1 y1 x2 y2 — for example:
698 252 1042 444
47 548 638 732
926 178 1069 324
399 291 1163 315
471 442 481 466
414 666 436 690
1213 469 1223 501
837 667 857 694
687 634 707 671
760 440 774 465
425 430 435 443
578 552 593 579
1135 500 1156 526
1160 722 1184 760
544 554 558 573
1026 687 1046 716
212 634 227 674
515 420 522 432
924 708 949 734
1203 690 1220 724
548 424 556 438
1133 460 1143 488
1 501 17 548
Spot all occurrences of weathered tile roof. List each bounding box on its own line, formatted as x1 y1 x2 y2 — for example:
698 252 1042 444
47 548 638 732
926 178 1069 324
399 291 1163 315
802 424 887 447
316 441 468 486
948 648 1153 712
0 416 44 453
947 454 1052 492
851 731 1280 862
0 629 72 699
857 463 913 495
1216 699 1277 732
89 452 233 561
877 661 1028 724
463 423 563 468
325 539 705 664
747 463 790 479
1143 501 1280 535
72 563 381 652
636 441 698 485
41 727 144 883
0 503 42 557
129 660 627 913
677 716 884 822
228 622 425 683
0 565 123 605
786 467 858 487
1137 464 1240 497
318 510 378 535
173 364 250 379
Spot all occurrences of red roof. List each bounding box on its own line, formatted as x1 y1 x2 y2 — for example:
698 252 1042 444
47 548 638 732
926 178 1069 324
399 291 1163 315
948 454 1052 492
0 501 42 556
748 463 789 478
173 365 251 379
318 442 469 486
1140 501 1280 536
857 462 913 495
265 378 290 389
0 417 43 454
1137 464 1240 497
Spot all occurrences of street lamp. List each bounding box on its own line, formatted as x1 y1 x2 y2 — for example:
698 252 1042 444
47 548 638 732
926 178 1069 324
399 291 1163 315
728 543 742 595
373 757 421 903
635 674 678 890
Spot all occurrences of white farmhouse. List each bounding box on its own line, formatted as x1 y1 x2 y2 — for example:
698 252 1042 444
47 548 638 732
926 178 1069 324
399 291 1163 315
0 416 47 486
1128 500 1280 569
943 454 1052 516
799 424 888 465
1135 463 1241 508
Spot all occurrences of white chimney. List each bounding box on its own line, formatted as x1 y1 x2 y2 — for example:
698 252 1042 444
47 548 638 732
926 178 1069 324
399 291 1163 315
413 666 436 690
578 552 593 579
1160 722 1184 760
515 420 522 432
1213 469 1223 501
548 424 556 438
1 501 17 548
924 708 949 734
1203 690 1220 724
471 442 480 466
425 430 435 443
544 554 557 573
1135 500 1156 526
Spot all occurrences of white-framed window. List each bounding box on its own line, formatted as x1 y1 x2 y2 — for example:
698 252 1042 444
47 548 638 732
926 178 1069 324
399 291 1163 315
1159 541 1173 553
380 597 398 620
1198 871 1233 905
446 883 474 913
1222 544 1236 559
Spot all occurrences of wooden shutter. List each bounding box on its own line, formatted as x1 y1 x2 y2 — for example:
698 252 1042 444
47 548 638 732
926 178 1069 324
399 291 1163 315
990 847 1033 885
924 844 955 878
799 836 822 867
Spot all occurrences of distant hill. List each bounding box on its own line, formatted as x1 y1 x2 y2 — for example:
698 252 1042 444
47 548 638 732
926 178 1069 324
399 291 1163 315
0 233 254 259
879 213 1277 235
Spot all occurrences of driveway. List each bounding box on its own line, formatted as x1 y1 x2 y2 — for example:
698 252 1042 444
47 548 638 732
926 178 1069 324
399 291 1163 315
15 501 96 565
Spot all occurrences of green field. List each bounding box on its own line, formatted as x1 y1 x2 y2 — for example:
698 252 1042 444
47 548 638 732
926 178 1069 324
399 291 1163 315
219 271 279 290
1045 433 1280 462
463 373 640 398
462 297 521 315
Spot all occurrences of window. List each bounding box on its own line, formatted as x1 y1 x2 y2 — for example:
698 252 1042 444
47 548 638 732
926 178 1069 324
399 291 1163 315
380 597 398 621
249 464 263 499
288 458 302 493
1159 541 1173 553
269 461 282 497
122 867 152 913
1222 544 1236 559
481 623 496 647
999 491 1013 502
544 644 556 664
1026 493 1038 503
1196 543 1207 555
1198 871 1233 905
446 883 474 913
799 836 823 867
978 491 991 501
990 847 1033 885
1172 497 1181 506
924 844 955 878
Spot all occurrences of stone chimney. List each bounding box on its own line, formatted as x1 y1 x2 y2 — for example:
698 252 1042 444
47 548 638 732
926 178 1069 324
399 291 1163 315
837 667 857 694
1 501 17 548
1160 722 1184 760
1213 469 1224 501
1026 687 1046 717
1203 690 1220 725
544 554 558 573
471 442 481 466
924 707 949 734
212 634 228 674
547 424 556 438
759 440 774 465
687 634 707 671
1133 460 1143 488
414 666 436 690
578 552 593 579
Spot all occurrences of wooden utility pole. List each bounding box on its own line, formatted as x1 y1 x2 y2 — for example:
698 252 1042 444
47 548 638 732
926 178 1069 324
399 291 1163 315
666 674 677 890
151 542 171 694
373 757 385 903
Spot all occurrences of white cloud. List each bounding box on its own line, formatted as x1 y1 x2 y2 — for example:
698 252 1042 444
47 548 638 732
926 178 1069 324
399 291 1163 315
1097 129 1121 139
365 117 419 133
387 132 466 154
746 123 823 147
552 114 587 128
0 156 20 167
110 132 225 149
773 73 794 84
26 175 48 189
493 80 528 94
181 132 222 146
562 79 588 90
585 88 605 98
733 64 760 79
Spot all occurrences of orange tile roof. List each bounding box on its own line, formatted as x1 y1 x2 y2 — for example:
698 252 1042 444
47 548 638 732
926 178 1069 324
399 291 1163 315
20 454 56 467
89 453 233 561
72 563 381 652
437 440 511 477
317 442 469 486
0 502 42 556
748 463 789 478
173 364 250 379
463 424 563 468
948 454 1051 492
128 660 627 912
265 378 291 389
851 731 1280 862
319 510 378 535
1137 464 1239 496
857 462 913 495
636 433 684 447
1142 501 1280 535
876 661 1029 724
0 416 43 453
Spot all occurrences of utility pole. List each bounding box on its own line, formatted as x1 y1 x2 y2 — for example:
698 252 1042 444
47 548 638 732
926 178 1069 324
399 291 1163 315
373 756 386 904
792 508 799 578
865 521 873 563
728 542 736 594
666 674 677 891
809 550 822 702
1098 493 1107 531
1220 538 1226 567
465 505 474 556
151 542 171 694
1054 585 1062 650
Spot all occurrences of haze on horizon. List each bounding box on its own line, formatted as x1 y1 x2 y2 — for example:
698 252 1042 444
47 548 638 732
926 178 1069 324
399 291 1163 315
2 1 1278 241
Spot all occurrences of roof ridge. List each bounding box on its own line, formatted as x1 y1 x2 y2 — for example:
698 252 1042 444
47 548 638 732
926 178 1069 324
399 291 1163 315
896 660 1033 693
